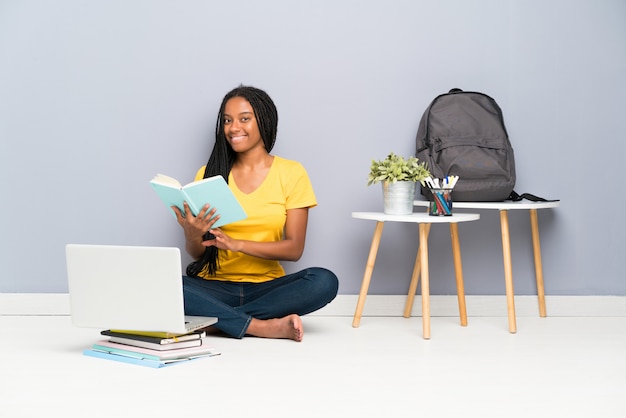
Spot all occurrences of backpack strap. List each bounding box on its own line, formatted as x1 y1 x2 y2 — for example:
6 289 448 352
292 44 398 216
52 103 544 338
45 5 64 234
508 190 560 202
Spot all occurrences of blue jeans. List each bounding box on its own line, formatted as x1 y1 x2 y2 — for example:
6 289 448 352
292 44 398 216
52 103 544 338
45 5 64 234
183 267 339 339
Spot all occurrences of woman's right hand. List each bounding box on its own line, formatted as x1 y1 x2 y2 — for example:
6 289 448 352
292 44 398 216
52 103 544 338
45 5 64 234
172 202 220 258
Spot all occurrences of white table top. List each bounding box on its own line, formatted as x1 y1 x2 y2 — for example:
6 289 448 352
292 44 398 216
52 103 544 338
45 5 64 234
413 199 560 210
352 211 480 223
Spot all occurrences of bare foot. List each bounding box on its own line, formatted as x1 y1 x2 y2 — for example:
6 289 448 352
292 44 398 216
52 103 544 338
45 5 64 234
246 314 303 342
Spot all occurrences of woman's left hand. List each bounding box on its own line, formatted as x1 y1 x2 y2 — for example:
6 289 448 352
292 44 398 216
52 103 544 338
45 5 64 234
202 228 242 252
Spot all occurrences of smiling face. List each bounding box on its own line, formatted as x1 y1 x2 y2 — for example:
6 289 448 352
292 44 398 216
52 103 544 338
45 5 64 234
222 96 264 154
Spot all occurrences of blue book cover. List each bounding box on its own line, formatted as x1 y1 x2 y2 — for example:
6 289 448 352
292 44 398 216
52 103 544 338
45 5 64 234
83 349 203 369
150 174 247 228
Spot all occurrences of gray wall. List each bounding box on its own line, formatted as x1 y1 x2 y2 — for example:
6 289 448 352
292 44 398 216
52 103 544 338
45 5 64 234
1 0 624 296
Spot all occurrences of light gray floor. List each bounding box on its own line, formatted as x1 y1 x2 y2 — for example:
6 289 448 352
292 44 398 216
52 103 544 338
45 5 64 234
1 314 625 418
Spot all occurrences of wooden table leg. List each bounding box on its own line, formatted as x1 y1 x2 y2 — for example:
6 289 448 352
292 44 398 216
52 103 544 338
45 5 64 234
449 223 468 327
499 210 517 333
530 209 547 317
352 221 385 328
419 223 431 339
404 223 431 318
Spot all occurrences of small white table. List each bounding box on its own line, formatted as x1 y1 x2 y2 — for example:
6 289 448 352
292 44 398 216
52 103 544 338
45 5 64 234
413 199 560 333
351 212 480 339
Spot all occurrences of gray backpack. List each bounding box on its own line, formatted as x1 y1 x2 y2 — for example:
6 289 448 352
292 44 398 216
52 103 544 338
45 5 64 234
415 88 516 201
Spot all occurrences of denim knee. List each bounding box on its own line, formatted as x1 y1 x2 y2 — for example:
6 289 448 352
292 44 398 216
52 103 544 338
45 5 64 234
310 267 339 303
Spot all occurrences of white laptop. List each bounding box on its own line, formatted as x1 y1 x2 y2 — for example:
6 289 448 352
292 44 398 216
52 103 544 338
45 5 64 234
66 244 217 334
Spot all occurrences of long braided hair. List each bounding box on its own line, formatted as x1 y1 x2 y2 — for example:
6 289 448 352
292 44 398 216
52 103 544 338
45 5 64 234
186 85 279 277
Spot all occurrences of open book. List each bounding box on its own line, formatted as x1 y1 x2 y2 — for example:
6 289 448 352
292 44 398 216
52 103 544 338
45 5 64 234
150 174 247 228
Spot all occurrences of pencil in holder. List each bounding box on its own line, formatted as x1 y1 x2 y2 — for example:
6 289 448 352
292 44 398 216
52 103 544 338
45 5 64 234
428 188 453 216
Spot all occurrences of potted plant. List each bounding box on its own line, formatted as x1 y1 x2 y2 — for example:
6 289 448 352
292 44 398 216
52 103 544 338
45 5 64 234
368 152 431 215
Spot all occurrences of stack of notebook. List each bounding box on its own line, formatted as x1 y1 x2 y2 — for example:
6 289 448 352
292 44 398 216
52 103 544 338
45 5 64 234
83 329 220 368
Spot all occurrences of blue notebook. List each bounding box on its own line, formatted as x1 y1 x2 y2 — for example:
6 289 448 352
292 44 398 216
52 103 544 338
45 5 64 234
150 174 247 228
83 348 209 369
